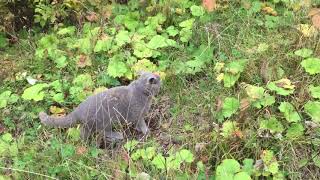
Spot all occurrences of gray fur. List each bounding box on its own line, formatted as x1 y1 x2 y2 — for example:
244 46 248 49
39 72 161 142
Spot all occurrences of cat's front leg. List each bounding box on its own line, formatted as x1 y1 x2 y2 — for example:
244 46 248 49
136 119 149 135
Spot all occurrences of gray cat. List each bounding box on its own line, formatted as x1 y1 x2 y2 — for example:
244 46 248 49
39 72 161 142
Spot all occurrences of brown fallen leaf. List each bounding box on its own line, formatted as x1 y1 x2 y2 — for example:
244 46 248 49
262 6 277 16
308 8 320 17
76 146 87 155
77 54 92 68
215 96 223 112
240 98 250 112
86 12 98 22
312 14 320 30
202 0 216 12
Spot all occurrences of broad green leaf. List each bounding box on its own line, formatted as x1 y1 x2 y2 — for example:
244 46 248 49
132 59 157 73
1 133 13 143
267 78 295 96
221 121 239 138
147 35 177 49
179 18 195 29
94 39 112 52
124 140 139 151
143 147 156 160
76 38 92 54
242 159 254 175
278 102 301 122
224 73 240 88
166 26 179 37
0 33 8 48
312 152 320 168
309 85 320 99
72 74 93 88
245 85 265 99
222 97 240 118
179 28 193 42
216 159 241 179
22 83 49 101
133 41 153 58
261 150 274 164
267 162 279 174
234 172 251 180
55 55 67 68
304 101 320 122
176 149 194 163
286 123 304 139
190 5 205 17
259 117 284 134
107 59 130 78
67 128 81 141
61 144 75 158
301 58 320 75
0 91 12 109
294 48 313 58
115 30 131 47
152 154 166 170
225 59 247 74
57 26 76 36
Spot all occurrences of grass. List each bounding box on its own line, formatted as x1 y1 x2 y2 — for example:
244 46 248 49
1 1 320 179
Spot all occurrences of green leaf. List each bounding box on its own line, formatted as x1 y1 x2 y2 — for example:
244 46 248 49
1 133 13 143
234 172 251 180
259 117 284 134
224 73 240 88
22 83 49 101
309 85 320 99
57 26 76 36
286 123 304 139
132 59 157 73
221 121 238 138
190 5 205 17
267 162 279 174
222 97 240 118
301 58 320 75
0 91 12 109
242 159 254 175
72 74 93 88
278 102 301 122
179 18 195 29
176 149 194 163
267 78 295 96
143 147 156 160
304 101 320 122
61 144 75 158
166 26 179 37
123 140 139 151
312 152 320 168
55 55 68 68
261 150 274 164
147 35 177 49
152 154 166 170
67 128 81 141
0 33 8 48
225 59 248 74
107 58 130 78
294 48 313 58
179 28 193 42
94 39 112 52
216 159 241 180
115 30 131 47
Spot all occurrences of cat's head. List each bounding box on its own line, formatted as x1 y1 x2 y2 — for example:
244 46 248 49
134 71 161 96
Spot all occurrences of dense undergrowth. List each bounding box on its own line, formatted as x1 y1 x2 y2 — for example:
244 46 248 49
1 0 320 179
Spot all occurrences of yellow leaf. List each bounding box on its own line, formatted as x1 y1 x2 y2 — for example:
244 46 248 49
93 87 107 94
262 6 277 16
216 73 224 82
296 24 318 37
49 106 66 116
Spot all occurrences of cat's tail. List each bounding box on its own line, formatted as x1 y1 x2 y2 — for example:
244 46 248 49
39 111 78 128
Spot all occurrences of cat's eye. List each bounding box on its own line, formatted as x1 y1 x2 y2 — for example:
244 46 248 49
148 77 157 84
